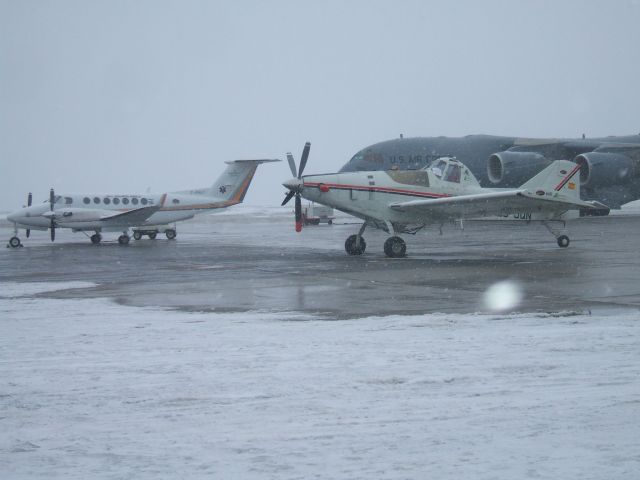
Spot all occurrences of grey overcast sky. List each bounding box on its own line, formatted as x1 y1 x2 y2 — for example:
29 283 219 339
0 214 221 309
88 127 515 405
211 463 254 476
2 0 639 209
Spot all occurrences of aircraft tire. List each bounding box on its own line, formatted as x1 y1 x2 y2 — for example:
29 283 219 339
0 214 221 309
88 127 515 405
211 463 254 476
90 233 102 245
148 232 157 240
9 236 21 248
557 235 570 248
118 234 130 245
165 229 176 240
133 231 142 240
345 234 366 255
384 236 406 258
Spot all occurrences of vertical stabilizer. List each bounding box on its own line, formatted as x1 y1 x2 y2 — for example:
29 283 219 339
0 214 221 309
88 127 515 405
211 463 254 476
520 160 582 199
203 159 279 203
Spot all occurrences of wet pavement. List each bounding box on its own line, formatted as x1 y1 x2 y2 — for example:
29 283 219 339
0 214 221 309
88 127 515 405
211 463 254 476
2 208 640 317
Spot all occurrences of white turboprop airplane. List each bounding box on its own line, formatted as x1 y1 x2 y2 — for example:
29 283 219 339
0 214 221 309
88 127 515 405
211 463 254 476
282 143 608 257
6 159 278 247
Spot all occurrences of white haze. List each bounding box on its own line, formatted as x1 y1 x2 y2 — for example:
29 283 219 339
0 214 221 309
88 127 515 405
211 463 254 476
1 0 640 209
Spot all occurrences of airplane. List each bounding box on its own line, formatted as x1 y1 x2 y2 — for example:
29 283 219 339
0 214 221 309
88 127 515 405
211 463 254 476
339 134 640 209
282 143 608 257
6 159 279 248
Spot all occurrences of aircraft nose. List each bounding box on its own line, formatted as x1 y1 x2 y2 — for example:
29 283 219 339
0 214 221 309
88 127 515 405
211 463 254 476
282 178 303 191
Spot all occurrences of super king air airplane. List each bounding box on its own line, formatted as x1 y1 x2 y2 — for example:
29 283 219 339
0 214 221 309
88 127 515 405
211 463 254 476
6 159 278 247
282 143 608 258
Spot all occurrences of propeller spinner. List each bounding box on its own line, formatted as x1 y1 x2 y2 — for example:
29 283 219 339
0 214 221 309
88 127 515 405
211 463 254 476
282 142 311 232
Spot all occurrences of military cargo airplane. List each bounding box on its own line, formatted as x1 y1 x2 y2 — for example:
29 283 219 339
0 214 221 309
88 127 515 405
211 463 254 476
6 159 278 247
283 143 607 257
339 134 640 209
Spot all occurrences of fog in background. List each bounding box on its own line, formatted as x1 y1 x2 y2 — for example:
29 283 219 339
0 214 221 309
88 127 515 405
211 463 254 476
2 0 639 210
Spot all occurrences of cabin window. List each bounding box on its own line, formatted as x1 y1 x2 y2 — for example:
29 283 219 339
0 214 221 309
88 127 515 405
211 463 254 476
172 198 180 204
103 197 111 205
64 197 73 205
386 170 429 187
132 198 139 205
93 197 100 204
141 198 148 205
113 197 120 205
83 197 90 204
122 198 129 205
444 164 461 183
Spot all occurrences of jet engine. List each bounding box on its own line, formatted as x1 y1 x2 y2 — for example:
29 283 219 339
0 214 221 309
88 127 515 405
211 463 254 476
574 152 636 188
487 151 551 187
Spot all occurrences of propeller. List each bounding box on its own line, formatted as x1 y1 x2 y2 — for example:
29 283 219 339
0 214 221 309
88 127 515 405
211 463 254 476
49 188 56 242
26 192 32 238
282 142 311 232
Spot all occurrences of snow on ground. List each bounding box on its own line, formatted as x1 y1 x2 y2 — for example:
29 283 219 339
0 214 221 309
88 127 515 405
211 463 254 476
1 282 639 479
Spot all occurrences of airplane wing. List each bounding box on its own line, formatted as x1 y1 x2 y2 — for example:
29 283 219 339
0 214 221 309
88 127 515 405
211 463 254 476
99 205 161 225
389 190 608 220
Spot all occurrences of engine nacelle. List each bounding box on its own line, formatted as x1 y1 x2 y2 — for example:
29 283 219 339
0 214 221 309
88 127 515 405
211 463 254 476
487 151 551 186
574 152 636 188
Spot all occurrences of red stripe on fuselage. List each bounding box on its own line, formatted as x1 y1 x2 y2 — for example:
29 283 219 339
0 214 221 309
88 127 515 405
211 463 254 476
303 181 452 199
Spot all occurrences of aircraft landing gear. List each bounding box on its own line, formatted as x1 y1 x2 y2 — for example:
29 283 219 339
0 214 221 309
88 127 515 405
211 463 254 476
90 233 102 245
165 228 176 240
8 236 22 248
557 235 570 248
345 222 367 255
118 234 130 245
384 236 406 258
543 221 570 248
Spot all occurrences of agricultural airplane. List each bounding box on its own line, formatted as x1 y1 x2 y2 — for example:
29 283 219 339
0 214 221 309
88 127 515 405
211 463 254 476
6 159 278 247
282 143 608 257
340 134 640 209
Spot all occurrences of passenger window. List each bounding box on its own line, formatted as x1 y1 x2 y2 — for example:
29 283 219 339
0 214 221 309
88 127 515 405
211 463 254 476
83 197 90 204
132 198 139 205
94 197 101 204
141 198 148 205
65 197 73 204
104 197 111 205
122 198 129 205
113 198 120 205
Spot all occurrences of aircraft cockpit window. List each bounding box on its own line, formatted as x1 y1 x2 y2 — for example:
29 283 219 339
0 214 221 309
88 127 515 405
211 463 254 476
132 198 139 205
64 197 73 205
103 197 111 205
386 170 429 187
430 160 448 178
141 198 148 205
122 198 129 205
444 164 461 183
83 197 90 204
172 198 180 204
93 197 100 204
113 198 120 205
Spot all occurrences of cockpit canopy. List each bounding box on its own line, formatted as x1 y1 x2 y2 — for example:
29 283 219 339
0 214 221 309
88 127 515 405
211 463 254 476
426 157 477 185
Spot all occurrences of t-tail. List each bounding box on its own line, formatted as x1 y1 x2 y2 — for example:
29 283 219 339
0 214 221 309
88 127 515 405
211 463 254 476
185 159 279 204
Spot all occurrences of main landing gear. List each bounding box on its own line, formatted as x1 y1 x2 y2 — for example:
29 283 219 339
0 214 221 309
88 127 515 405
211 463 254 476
90 233 102 245
8 236 22 248
344 223 407 258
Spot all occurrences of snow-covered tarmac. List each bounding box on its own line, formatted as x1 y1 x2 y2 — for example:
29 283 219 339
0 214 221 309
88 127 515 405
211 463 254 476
1 281 639 479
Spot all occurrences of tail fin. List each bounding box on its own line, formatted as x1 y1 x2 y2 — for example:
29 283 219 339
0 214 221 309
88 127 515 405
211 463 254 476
200 159 279 202
520 160 582 199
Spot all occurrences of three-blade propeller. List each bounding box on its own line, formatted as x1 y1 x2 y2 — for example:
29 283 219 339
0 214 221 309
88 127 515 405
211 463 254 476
49 188 56 242
282 142 311 232
25 192 32 238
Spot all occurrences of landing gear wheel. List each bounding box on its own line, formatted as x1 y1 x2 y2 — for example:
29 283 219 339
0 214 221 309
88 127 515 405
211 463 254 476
9 236 21 248
384 236 406 258
133 231 142 241
557 235 570 248
118 234 130 245
345 234 366 255
165 229 176 240
90 233 102 245
148 232 157 240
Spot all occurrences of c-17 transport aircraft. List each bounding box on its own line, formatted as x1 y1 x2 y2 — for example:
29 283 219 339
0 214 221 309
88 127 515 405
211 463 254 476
6 159 278 247
282 143 607 257
339 134 640 209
